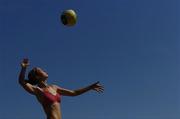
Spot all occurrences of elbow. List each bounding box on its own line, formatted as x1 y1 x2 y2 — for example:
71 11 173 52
18 79 26 86
18 80 23 85
72 91 80 97
18 78 21 84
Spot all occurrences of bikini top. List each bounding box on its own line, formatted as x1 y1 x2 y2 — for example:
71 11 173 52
40 87 61 105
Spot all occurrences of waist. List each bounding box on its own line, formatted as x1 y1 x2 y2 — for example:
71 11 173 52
43 103 62 119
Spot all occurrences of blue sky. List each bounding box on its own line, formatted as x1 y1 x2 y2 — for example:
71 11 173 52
0 0 180 119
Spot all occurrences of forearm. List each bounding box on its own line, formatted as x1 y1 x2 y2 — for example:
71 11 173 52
74 84 93 96
18 67 26 83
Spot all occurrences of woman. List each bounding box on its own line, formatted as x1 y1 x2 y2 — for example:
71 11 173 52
18 59 104 119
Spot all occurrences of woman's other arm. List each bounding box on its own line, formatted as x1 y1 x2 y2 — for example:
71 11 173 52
54 81 104 96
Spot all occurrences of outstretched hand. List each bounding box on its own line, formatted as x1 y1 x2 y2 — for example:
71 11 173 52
21 58 30 68
91 81 104 93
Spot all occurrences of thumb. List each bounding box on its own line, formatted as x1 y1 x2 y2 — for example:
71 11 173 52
93 81 100 85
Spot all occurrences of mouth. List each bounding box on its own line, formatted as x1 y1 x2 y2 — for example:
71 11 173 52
44 74 48 79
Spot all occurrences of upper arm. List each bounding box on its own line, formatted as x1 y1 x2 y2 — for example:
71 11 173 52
53 85 76 96
19 80 38 95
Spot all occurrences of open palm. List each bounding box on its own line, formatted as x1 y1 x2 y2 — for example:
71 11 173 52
91 81 104 93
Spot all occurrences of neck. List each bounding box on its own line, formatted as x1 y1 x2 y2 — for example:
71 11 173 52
38 81 48 88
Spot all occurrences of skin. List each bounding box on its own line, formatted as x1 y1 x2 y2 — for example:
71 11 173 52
18 59 104 119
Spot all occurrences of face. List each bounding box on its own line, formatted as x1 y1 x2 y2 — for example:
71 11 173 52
34 67 48 81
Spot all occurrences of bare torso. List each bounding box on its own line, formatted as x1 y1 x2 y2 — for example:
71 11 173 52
35 86 62 119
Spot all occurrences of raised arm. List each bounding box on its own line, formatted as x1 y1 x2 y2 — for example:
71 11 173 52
54 81 104 96
18 59 37 95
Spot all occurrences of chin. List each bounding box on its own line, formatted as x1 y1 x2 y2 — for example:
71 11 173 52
39 77 48 82
44 76 48 81
45 75 48 79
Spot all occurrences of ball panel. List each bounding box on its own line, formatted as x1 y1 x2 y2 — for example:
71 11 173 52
66 15 76 26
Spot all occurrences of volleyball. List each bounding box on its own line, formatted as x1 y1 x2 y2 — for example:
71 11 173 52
60 9 77 26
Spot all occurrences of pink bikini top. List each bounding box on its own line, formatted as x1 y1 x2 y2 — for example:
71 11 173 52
41 88 61 105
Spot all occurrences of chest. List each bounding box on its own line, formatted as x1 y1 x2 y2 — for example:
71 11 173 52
36 87 61 104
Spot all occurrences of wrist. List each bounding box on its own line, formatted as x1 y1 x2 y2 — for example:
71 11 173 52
21 66 27 70
89 84 94 90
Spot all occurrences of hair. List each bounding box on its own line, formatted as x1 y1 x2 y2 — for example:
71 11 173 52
27 68 39 85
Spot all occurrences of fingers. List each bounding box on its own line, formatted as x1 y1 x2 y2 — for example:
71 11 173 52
21 58 30 68
96 84 104 89
94 88 104 93
23 58 29 63
91 81 104 93
93 86 104 93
